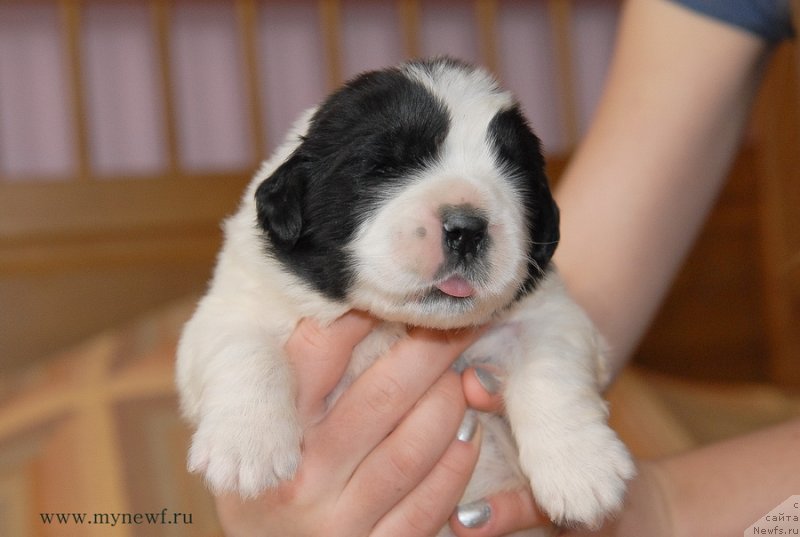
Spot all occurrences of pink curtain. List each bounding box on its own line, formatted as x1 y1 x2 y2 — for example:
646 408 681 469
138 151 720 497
0 0 619 180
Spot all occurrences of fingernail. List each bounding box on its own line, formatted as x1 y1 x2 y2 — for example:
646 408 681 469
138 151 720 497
474 366 503 394
456 499 491 528
456 409 478 442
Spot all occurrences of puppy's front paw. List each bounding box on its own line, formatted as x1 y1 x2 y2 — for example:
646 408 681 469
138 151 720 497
188 410 302 498
519 423 635 528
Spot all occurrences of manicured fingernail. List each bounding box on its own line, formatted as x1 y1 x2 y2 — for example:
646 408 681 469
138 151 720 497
474 366 503 394
456 499 491 528
457 409 478 442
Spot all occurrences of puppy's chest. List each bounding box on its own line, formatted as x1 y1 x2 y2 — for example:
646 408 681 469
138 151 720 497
323 318 523 409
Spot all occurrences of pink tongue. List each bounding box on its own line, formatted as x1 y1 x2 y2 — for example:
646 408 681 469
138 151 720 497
436 276 475 298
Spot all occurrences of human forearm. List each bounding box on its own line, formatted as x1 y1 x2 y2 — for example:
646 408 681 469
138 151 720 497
655 417 800 537
560 419 800 537
554 0 770 375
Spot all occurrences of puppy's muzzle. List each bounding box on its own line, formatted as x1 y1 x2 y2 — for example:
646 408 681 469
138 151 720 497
442 207 488 263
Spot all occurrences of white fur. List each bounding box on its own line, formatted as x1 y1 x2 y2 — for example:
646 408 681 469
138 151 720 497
176 63 634 535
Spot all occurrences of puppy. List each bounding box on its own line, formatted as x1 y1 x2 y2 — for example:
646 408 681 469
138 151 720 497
177 58 634 535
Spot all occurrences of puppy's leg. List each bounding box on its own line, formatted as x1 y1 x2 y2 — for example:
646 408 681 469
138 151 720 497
502 273 635 528
176 296 300 498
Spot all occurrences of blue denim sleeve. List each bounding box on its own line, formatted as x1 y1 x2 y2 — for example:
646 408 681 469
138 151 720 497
668 0 794 42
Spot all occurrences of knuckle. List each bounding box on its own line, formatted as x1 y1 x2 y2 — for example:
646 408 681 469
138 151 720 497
363 375 406 416
386 439 428 483
436 447 475 483
401 497 442 534
431 371 466 408
293 319 331 355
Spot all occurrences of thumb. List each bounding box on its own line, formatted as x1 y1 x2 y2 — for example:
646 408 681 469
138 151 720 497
286 310 377 423
450 488 550 537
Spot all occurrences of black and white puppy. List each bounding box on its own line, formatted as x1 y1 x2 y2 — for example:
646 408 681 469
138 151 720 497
177 58 634 534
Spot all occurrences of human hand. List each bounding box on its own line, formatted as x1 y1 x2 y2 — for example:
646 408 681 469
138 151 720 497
214 312 485 537
452 368 669 537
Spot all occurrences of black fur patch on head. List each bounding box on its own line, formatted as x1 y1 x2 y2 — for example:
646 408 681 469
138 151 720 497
255 65 451 300
487 105 560 293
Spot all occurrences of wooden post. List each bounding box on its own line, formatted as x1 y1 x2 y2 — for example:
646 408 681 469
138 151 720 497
236 0 268 160
319 0 343 91
548 0 579 150
474 0 499 75
151 0 181 177
60 0 92 181
398 0 421 60
753 42 800 387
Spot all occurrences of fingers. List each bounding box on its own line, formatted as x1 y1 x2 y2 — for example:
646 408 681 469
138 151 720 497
287 311 377 423
461 366 505 413
338 370 469 533
309 326 482 477
450 488 550 537
371 411 483 537
456 368 551 536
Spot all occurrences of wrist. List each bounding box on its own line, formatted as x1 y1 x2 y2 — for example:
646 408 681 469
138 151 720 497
611 460 675 537
640 460 675 537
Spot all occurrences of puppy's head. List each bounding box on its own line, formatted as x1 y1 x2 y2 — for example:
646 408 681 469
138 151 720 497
255 58 558 328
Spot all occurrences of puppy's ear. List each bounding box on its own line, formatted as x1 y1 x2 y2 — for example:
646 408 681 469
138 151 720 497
255 153 306 250
488 105 560 272
532 190 560 271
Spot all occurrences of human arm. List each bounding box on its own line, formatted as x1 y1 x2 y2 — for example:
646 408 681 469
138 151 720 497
562 416 800 537
215 312 484 537
644 416 800 537
554 0 772 377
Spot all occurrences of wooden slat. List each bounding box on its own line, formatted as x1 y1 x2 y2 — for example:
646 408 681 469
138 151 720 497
794 0 800 89
68 349 131 526
60 0 93 181
753 43 800 387
474 0 499 74
236 0 268 161
547 0 579 149
319 0 343 90
110 359 176 401
0 389 73 444
151 0 181 176
0 230 222 275
0 265 210 372
398 0 421 59
0 172 249 241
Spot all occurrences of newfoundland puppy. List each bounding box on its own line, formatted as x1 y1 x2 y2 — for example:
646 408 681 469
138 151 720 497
177 58 633 535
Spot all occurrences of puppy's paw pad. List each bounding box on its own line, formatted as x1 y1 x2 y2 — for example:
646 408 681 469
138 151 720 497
520 425 635 528
188 416 302 498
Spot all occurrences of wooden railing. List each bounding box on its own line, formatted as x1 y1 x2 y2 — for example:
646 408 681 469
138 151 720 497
0 0 598 369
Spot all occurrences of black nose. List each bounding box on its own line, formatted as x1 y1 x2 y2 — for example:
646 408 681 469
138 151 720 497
443 211 488 261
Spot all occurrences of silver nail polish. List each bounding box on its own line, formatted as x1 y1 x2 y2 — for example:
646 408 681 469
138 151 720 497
474 366 503 395
456 499 491 528
457 409 478 442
